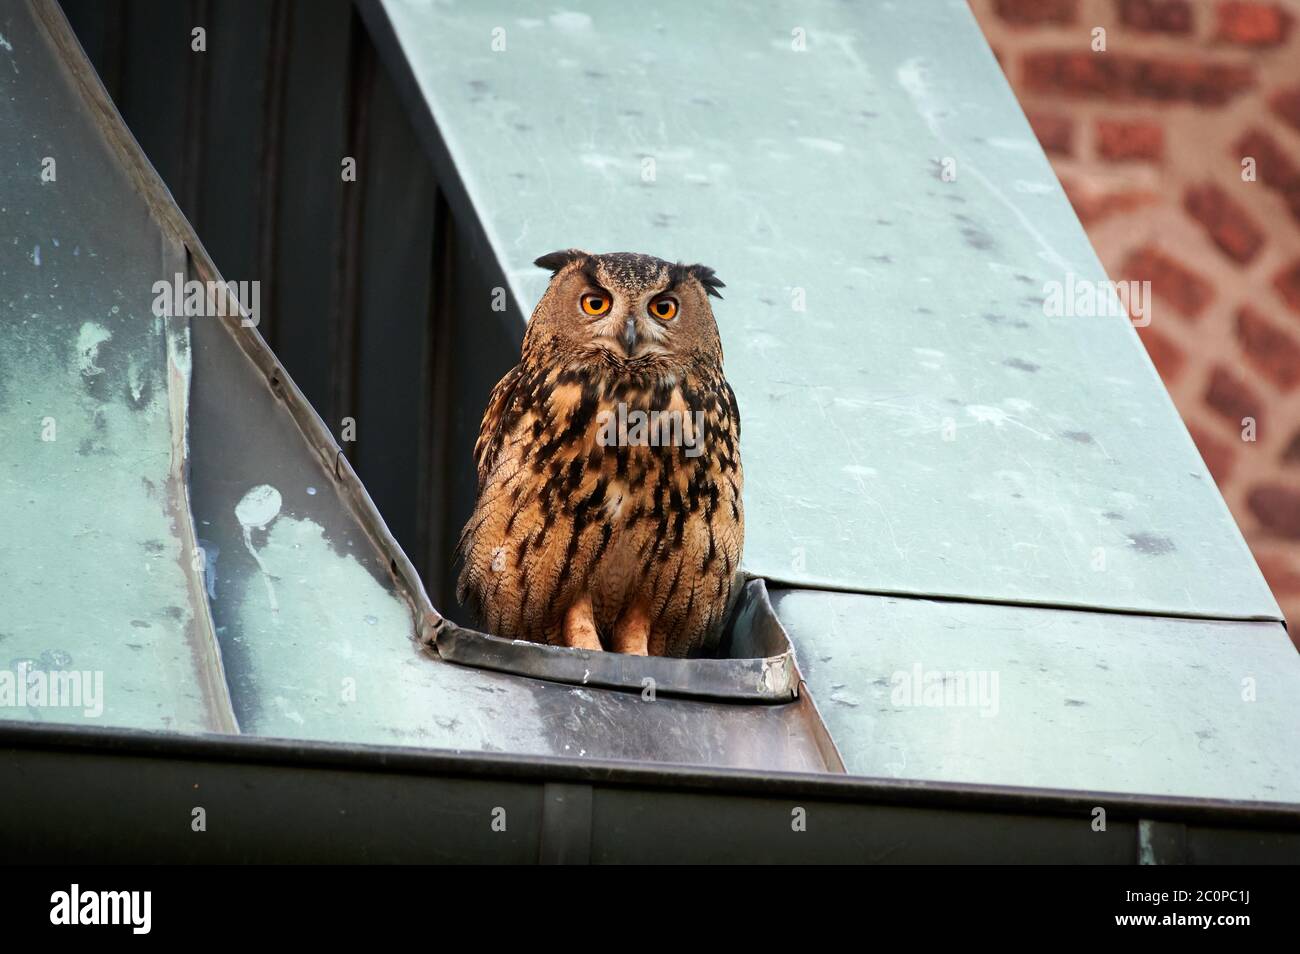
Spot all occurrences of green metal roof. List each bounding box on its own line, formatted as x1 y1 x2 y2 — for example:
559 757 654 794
0 2 234 733
1 0 1294 831
371 0 1279 621
774 587 1300 802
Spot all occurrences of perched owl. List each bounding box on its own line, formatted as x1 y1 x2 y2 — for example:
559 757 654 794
456 250 744 657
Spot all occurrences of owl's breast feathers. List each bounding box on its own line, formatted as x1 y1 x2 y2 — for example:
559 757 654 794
457 352 743 656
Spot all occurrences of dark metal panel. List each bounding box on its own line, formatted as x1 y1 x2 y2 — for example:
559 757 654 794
254 0 290 348
54 0 123 99
416 190 456 596
1139 819 1188 865
349 52 437 568
193 0 272 291
3 724 1297 863
539 783 593 864
121 0 195 209
0 742 543 863
1185 826 1300 864
426 230 522 611
589 789 1128 864
329 8 374 448
179 0 211 221
268 0 352 423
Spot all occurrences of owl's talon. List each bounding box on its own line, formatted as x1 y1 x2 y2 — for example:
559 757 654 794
612 600 651 656
563 593 603 651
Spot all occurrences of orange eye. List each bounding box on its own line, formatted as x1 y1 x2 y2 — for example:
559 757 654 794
581 293 611 317
650 297 678 321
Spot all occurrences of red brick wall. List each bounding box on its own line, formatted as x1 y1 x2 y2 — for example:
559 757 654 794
971 0 1300 638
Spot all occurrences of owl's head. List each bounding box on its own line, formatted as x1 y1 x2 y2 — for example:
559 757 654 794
525 249 726 367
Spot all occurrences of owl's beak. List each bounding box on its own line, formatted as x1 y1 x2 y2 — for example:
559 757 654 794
622 317 639 356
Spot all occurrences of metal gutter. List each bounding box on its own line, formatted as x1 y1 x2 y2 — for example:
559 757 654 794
435 579 802 703
2 720 1296 862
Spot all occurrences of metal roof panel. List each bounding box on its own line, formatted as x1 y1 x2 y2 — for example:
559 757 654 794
0 0 234 733
774 587 1300 801
370 0 1280 620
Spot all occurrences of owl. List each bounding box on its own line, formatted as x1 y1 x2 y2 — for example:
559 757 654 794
456 250 744 657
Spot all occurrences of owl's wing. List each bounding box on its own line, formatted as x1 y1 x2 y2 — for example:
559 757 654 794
473 364 526 492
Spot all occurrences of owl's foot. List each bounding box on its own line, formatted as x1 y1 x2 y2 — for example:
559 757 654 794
612 600 651 656
562 593 603 651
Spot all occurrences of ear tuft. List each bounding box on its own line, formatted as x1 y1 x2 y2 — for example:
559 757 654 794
688 263 725 300
534 249 589 274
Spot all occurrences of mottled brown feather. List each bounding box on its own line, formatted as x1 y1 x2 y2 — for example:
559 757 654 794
456 251 743 657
